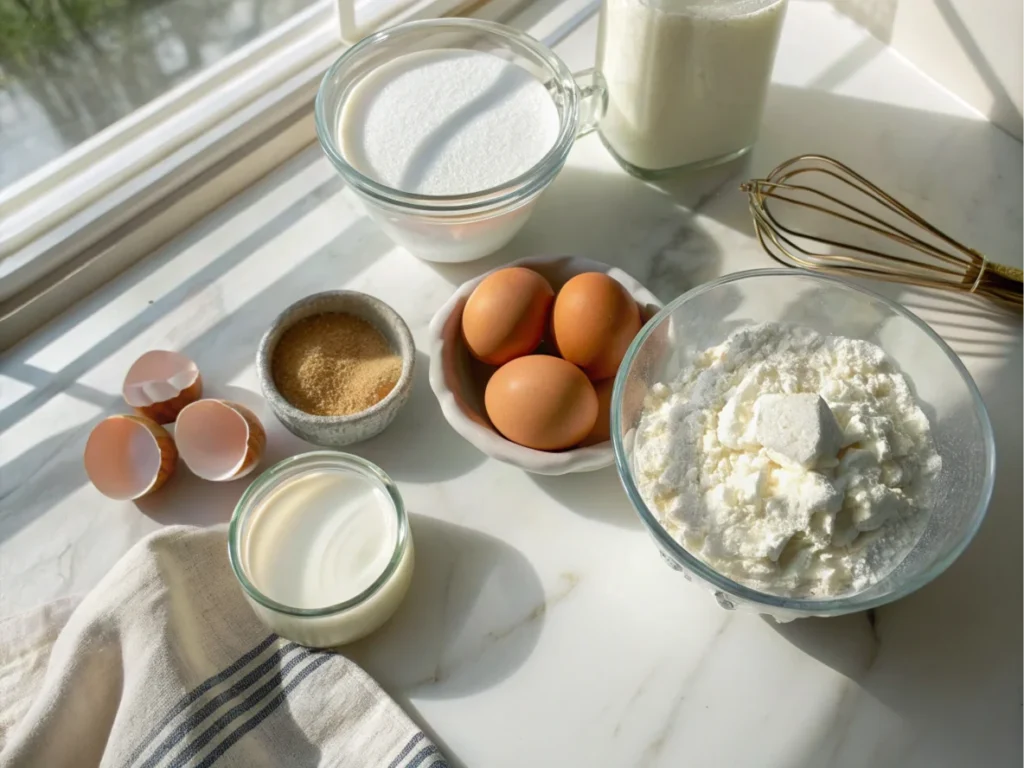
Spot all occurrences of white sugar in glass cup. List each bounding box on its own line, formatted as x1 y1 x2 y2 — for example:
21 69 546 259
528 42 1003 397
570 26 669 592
314 19 604 263
228 452 414 647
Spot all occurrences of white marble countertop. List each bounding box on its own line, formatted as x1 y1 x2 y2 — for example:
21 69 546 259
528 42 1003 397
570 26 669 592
1 2 1021 765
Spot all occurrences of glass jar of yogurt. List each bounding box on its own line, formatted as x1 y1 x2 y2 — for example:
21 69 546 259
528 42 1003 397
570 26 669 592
228 451 413 648
595 0 788 176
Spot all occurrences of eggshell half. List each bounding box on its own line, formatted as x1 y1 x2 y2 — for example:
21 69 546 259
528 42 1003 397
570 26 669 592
84 414 177 500
123 350 203 423
175 399 266 481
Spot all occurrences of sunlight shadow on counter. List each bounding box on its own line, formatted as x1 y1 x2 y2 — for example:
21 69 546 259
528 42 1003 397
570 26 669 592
504 159 726 301
345 514 546 700
357 351 486 484
531 466 642 531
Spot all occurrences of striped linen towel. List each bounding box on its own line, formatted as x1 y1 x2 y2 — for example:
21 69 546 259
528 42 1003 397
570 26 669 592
0 526 445 768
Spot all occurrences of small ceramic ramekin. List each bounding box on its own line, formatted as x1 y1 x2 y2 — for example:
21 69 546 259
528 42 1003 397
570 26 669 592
257 291 415 447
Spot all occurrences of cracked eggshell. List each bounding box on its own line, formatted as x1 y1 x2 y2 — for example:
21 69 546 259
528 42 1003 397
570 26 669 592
175 399 266 481
84 414 177 500
122 350 203 424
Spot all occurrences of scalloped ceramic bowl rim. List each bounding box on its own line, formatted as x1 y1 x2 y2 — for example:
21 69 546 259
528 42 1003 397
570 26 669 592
427 255 662 475
611 268 996 616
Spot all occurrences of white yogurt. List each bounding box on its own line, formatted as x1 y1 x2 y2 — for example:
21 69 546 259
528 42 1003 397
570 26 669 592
596 0 787 172
238 467 413 647
339 49 560 195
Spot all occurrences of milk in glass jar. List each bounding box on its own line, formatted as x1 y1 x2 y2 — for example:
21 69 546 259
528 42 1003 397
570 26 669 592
595 0 787 176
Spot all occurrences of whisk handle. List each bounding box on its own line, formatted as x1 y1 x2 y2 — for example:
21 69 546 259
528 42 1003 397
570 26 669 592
988 262 1024 285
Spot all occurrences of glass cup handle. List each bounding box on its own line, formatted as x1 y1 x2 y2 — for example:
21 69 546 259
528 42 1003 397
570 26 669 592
572 68 607 138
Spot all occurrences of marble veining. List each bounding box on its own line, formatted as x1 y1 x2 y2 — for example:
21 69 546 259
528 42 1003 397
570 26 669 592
0 2 1021 767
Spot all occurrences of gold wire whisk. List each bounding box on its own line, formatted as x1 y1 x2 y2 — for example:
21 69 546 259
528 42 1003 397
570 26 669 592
740 154 1022 311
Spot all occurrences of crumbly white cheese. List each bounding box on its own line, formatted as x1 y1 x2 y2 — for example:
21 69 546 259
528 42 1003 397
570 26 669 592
633 323 942 598
752 393 843 470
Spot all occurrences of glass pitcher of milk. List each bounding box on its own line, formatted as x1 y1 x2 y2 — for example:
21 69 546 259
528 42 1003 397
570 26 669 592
595 0 788 177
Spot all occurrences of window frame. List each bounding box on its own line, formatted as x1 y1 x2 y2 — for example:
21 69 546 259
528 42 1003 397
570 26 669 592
0 0 486 304
0 0 587 350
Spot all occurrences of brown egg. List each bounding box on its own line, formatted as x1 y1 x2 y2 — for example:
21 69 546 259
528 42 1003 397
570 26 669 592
485 355 598 451
462 268 554 365
580 378 615 446
552 272 642 381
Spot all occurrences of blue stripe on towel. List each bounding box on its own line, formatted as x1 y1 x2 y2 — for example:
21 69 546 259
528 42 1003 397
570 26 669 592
138 643 301 768
124 634 279 768
405 745 440 768
388 732 426 768
193 653 333 768
161 649 316 768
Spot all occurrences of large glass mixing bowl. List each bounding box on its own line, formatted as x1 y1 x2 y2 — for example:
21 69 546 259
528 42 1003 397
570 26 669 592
611 269 994 619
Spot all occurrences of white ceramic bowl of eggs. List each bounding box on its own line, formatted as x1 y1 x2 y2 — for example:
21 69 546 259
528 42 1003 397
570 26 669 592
427 255 661 475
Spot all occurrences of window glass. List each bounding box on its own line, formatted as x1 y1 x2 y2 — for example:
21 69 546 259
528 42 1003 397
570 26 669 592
0 0 319 187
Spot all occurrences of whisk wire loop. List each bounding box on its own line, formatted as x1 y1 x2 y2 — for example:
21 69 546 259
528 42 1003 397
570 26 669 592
741 154 1022 311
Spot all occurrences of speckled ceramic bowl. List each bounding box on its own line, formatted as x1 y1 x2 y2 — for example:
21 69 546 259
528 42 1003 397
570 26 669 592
257 291 415 448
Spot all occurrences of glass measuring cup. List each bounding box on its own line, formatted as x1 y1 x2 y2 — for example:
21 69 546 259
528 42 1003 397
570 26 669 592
314 19 605 263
